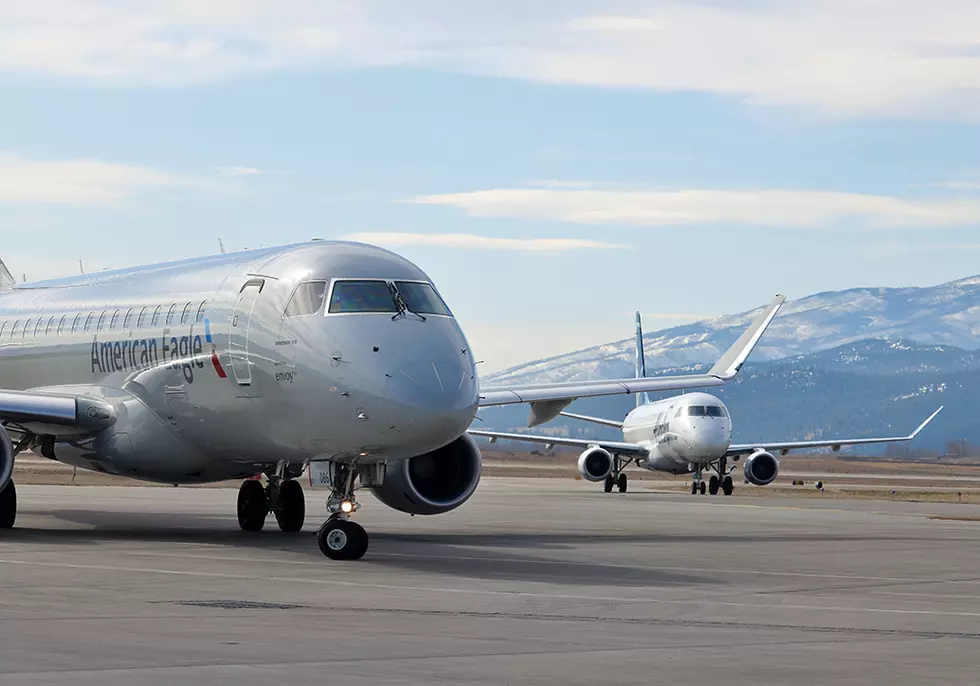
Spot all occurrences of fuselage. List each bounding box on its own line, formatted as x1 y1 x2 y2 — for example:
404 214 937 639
622 392 732 474
0 241 479 483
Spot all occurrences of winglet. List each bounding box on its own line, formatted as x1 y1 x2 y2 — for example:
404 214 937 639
909 406 943 439
0 259 14 291
708 294 786 380
635 311 650 408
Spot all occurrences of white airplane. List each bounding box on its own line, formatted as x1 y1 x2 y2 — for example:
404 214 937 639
0 243 783 560
471 305 943 496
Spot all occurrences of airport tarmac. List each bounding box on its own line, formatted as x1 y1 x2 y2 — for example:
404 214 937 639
3 478 980 685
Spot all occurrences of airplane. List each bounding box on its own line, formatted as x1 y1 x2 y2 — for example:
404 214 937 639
471 307 944 496
0 242 781 561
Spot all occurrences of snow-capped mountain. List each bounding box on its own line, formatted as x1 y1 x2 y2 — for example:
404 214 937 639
485 274 980 387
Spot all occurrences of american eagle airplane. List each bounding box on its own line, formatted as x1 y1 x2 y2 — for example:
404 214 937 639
471 306 943 496
0 243 781 560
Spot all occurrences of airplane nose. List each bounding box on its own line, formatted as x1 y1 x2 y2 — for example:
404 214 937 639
384 359 478 449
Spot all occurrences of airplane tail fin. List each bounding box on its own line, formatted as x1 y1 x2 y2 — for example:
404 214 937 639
635 311 650 407
0 259 15 291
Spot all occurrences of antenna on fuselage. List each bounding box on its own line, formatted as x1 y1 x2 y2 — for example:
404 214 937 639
218 238 226 254
78 259 85 275
635 311 650 408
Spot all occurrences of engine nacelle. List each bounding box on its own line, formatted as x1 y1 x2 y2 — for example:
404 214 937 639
743 449 779 486
0 426 13 492
577 446 614 482
370 433 482 515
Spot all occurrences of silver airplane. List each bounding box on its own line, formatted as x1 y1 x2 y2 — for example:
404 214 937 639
0 241 780 560
472 306 943 495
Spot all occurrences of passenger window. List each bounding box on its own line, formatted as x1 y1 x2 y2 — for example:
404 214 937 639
165 304 177 326
394 281 452 316
688 406 707 417
196 301 207 323
151 305 162 327
57 315 67 335
0 322 6 339
97 311 107 331
284 281 328 317
123 308 134 330
110 309 120 331
71 314 81 334
180 302 192 325
136 307 148 329
11 320 20 338
328 280 397 313
84 313 94 333
23 318 33 338
45 317 56 336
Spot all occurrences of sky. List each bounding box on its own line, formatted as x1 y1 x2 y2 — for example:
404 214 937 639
2 0 980 372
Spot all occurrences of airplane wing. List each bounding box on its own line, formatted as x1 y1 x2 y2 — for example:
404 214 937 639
726 406 943 456
479 294 785 426
0 389 118 434
468 429 649 456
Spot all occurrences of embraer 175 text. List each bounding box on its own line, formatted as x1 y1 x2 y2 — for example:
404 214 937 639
0 242 780 560
471 304 943 496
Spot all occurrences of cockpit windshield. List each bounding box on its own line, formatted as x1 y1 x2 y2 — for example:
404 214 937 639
688 405 728 417
328 280 398 313
394 281 452 316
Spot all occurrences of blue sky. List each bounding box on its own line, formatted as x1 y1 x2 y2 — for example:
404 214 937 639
2 1 980 370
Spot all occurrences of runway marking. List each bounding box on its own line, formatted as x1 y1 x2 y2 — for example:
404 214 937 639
3 557 980 619
41 548 980 587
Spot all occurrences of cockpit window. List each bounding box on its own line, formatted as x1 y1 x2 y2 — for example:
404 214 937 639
706 405 727 417
394 281 452 316
687 406 706 416
284 281 328 317
328 280 398 314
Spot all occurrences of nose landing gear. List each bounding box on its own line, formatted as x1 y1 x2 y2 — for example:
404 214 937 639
691 456 735 496
316 462 369 560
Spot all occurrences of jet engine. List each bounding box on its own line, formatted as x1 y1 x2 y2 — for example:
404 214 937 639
371 433 482 515
743 449 779 486
0 426 13 492
577 446 614 482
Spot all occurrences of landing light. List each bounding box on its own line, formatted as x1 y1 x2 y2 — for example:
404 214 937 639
341 500 354 514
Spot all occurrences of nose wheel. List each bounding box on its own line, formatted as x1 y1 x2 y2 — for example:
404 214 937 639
316 461 369 560
317 517 369 560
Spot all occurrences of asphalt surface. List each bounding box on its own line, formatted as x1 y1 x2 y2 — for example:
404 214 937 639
3 478 980 685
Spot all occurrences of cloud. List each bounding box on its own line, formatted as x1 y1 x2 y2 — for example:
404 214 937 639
933 181 980 191
214 166 268 176
411 185 980 229
341 232 628 252
2 1 980 118
0 152 195 204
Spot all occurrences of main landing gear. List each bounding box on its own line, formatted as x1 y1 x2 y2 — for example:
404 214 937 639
316 462 368 560
602 456 631 494
237 462 307 533
0 480 16 529
690 457 735 497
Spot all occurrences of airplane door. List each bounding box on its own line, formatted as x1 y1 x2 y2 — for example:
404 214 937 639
229 278 264 389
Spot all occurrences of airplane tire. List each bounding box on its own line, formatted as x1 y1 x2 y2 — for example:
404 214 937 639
274 479 306 533
722 476 734 496
617 473 628 493
604 475 614 493
237 479 268 532
691 482 698 495
699 481 707 495
708 476 719 496
318 519 369 560
0 480 16 529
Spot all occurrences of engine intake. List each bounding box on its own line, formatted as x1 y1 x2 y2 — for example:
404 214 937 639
0 426 13 492
371 433 482 515
743 449 779 486
577 446 613 482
